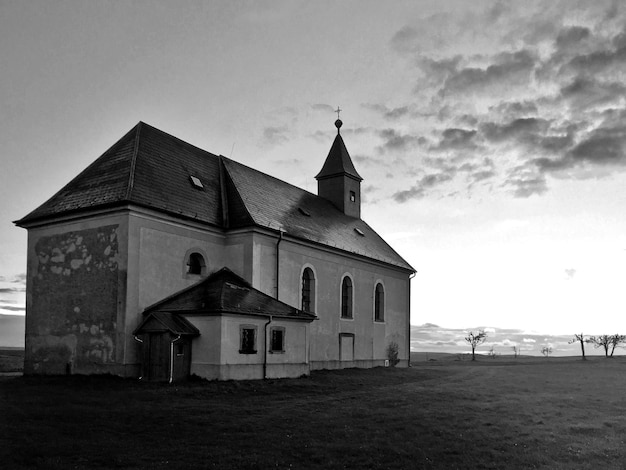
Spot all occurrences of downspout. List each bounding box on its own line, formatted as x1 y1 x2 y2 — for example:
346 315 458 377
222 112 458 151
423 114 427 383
263 315 273 379
169 335 182 384
407 271 417 367
275 229 285 300
133 335 144 380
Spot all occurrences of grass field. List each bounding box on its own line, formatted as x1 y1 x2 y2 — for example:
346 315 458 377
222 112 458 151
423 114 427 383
1 355 625 469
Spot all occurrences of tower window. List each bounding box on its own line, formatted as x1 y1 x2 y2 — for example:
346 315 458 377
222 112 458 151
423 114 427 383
349 191 356 202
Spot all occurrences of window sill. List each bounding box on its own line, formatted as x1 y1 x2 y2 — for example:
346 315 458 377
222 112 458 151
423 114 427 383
239 350 257 355
269 350 285 354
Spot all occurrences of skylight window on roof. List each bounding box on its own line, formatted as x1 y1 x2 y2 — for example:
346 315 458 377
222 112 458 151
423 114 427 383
190 175 204 189
354 228 365 236
298 207 311 217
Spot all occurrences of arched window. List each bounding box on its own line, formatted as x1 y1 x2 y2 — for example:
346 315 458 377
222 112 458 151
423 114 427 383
374 283 385 322
341 276 353 319
187 252 206 275
301 267 315 313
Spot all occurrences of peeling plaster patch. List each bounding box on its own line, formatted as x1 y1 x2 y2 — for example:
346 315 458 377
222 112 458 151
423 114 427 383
29 225 120 373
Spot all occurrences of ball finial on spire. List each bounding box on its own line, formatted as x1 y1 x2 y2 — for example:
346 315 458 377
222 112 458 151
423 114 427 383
334 106 342 133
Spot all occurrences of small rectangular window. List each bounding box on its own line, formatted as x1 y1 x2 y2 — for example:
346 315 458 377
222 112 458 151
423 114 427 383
270 327 285 353
239 326 257 354
349 191 356 202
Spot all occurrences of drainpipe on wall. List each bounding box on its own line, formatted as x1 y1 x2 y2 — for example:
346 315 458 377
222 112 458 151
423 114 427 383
407 271 417 368
169 335 182 384
263 315 273 380
275 229 285 300
133 335 144 380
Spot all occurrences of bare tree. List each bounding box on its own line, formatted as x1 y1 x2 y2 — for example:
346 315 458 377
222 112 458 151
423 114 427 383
512 345 519 358
588 335 612 357
609 334 626 356
590 334 626 357
569 333 590 360
541 346 552 357
465 330 488 361
488 346 497 359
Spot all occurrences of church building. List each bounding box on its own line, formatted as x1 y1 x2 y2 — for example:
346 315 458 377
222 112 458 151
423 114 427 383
15 119 415 381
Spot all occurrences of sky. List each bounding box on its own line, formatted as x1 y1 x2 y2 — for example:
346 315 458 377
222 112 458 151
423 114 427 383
2 0 626 349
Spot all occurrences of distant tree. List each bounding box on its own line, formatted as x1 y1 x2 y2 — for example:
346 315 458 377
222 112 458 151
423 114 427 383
609 334 626 356
541 346 552 357
589 334 626 357
488 346 497 359
569 333 591 360
465 330 488 361
512 345 520 358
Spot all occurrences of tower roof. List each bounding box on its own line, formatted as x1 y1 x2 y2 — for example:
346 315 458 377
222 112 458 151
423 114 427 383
315 132 363 182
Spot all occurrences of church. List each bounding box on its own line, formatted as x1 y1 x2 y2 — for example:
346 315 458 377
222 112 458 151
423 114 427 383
15 119 415 381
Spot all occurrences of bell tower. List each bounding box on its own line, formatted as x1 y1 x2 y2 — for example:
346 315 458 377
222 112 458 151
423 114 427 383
315 116 363 219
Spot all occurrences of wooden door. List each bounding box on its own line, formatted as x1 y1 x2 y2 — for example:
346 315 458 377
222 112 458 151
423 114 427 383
147 333 169 381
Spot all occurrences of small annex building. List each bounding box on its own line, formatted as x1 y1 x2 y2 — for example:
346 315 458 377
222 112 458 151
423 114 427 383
15 119 415 381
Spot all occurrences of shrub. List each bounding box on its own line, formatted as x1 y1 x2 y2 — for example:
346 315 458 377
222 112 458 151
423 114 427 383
386 341 400 367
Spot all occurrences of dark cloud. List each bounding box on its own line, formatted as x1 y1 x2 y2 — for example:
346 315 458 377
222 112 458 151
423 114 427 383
392 171 455 202
441 50 536 96
555 25 591 50
362 103 410 120
377 129 424 153
0 305 25 312
431 128 478 151
561 77 626 110
481 117 550 143
0 287 25 293
262 126 290 146
353 154 382 166
569 126 626 164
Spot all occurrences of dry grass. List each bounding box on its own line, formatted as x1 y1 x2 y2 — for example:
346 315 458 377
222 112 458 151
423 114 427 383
1 356 625 469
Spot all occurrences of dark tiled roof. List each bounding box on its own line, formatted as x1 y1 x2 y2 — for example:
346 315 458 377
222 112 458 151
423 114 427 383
144 267 315 320
16 122 414 272
315 133 362 181
222 157 414 271
16 122 225 227
133 311 200 336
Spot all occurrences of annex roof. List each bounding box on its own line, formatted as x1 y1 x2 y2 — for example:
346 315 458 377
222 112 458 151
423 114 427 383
15 122 414 272
133 311 200 336
143 267 316 320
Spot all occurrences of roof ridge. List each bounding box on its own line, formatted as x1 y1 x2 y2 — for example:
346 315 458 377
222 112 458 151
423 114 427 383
125 121 143 200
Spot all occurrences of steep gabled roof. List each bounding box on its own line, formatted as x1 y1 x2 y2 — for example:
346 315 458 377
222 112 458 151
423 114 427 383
15 122 414 272
15 122 227 227
144 267 315 320
315 133 362 181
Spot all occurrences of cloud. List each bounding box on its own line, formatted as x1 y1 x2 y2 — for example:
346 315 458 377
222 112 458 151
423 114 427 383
311 103 336 113
0 305 25 312
565 268 577 280
440 50 537 97
262 126 290 146
392 171 455 202
377 129 424 153
504 164 549 198
362 103 410 120
431 128 479 151
569 125 626 165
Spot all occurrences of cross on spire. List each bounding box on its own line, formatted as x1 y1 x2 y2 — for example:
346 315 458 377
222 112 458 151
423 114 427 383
335 106 342 120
